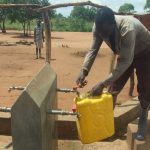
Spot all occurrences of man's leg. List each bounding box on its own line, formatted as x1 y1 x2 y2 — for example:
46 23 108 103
134 53 150 140
36 48 38 59
39 40 43 58
135 106 149 140
39 48 41 58
108 63 134 108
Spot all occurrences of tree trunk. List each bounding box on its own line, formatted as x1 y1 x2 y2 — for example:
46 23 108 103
22 22 26 36
29 21 31 35
26 22 29 36
26 21 31 36
0 23 2 30
2 19 6 33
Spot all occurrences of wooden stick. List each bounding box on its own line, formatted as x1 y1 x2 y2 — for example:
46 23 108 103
0 2 141 16
0 2 144 17
129 70 135 97
109 53 135 97
35 1 132 15
37 1 104 12
43 10 51 64
109 52 116 73
0 4 41 8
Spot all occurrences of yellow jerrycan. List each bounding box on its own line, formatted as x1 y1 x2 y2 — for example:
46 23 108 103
74 92 114 144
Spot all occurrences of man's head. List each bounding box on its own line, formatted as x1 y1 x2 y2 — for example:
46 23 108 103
95 7 115 38
37 19 41 26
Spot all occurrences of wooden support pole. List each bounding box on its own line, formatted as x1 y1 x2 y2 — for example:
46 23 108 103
129 70 135 97
43 11 51 64
37 1 104 12
0 4 41 8
0 2 139 16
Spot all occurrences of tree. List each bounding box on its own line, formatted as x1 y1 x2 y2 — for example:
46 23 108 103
0 0 13 33
87 6 97 21
118 3 135 13
0 0 55 35
0 8 8 32
8 0 55 36
144 0 150 12
10 0 42 36
70 6 97 22
68 6 96 31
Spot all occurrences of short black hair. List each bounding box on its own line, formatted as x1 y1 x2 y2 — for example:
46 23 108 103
95 7 115 30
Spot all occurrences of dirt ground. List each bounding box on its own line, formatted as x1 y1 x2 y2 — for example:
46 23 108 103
0 30 137 150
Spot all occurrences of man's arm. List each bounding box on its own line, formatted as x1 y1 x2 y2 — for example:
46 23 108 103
102 31 136 87
82 27 103 74
76 26 103 87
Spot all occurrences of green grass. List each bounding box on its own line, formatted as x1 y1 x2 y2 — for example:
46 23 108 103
4 20 37 31
5 21 23 30
2 19 93 32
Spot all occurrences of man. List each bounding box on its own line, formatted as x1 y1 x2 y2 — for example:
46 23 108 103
76 7 150 140
34 19 44 59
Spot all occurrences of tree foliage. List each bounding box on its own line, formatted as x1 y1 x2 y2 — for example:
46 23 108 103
49 6 97 32
0 0 55 35
0 2 97 32
0 0 14 32
70 6 97 22
144 0 150 11
118 3 135 13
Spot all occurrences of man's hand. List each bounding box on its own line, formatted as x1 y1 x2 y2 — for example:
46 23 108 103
89 82 105 96
76 69 88 88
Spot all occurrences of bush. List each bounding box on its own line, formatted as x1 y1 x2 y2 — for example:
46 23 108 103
51 17 93 32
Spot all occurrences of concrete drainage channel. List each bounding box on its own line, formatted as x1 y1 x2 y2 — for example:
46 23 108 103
0 64 147 150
